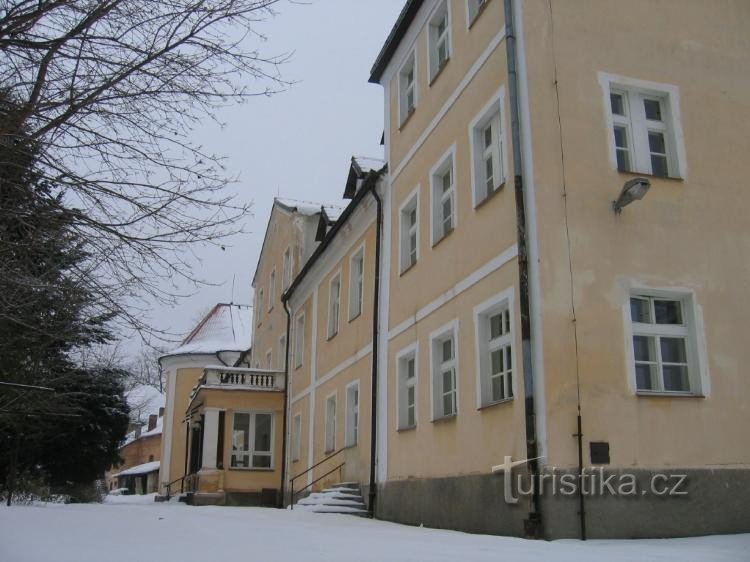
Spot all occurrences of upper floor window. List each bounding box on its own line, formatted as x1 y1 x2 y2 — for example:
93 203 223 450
475 293 514 407
291 413 301 462
282 247 292 291
328 272 341 339
470 91 505 206
268 269 275 311
629 293 702 395
430 148 456 245
294 313 305 369
266 349 272 369
600 73 685 178
279 334 287 371
467 0 489 26
398 51 417 125
428 1 451 82
345 381 359 447
256 289 264 325
397 346 417 430
399 190 419 273
349 247 364 321
431 323 458 420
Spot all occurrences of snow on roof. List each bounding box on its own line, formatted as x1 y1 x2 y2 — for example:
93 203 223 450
126 385 165 417
164 303 252 357
113 460 160 478
352 156 385 174
275 197 346 218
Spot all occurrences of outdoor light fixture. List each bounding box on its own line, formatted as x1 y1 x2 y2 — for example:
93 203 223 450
612 177 651 214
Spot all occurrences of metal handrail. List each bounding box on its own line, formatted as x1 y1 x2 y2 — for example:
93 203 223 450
290 462 345 509
289 447 348 509
165 475 186 499
290 446 346 483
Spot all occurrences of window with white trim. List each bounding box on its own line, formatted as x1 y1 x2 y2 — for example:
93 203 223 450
399 192 419 272
432 328 457 419
471 104 504 205
345 381 359 447
282 247 292 291
328 273 341 339
294 313 305 369
231 411 273 469
431 152 455 244
467 0 489 26
266 349 272 369
629 294 699 394
428 1 451 81
397 351 417 429
256 289 263 325
477 304 513 406
324 394 336 453
607 87 678 177
279 334 287 371
349 248 364 321
268 270 275 311
398 51 417 125
291 414 301 462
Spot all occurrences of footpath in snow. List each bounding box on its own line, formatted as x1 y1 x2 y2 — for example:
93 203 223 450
0 495 748 562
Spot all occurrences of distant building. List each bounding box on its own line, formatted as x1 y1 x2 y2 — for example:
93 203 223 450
107 409 163 494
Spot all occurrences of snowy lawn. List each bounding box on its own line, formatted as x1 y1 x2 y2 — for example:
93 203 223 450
1 495 748 562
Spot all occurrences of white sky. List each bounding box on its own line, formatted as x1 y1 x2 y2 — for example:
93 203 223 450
125 1 405 355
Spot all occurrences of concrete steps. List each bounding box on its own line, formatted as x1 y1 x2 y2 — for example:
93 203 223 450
294 482 368 516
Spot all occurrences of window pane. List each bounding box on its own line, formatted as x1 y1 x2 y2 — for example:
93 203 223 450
610 93 625 116
644 99 662 121
409 208 416 227
507 371 513 398
662 365 689 392
407 404 415 427
407 358 415 379
651 154 668 177
484 124 493 149
616 149 631 172
630 297 651 323
504 310 510 334
442 369 453 392
491 376 505 403
660 337 687 364
613 125 628 148
489 313 503 340
407 385 415 408
254 414 272 453
252 455 271 469
505 346 512 370
442 339 453 362
491 348 503 375
654 300 682 324
648 131 666 153
635 364 657 390
442 169 452 192
633 335 655 362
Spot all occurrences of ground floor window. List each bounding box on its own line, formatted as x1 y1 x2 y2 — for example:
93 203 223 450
231 411 273 469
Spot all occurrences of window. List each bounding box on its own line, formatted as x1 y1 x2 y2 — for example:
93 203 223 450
294 313 305 369
467 0 489 26
431 323 458 419
470 91 505 206
324 394 336 453
345 381 359 447
399 190 419 273
328 272 341 339
430 148 456 244
268 270 275 311
601 75 683 178
231 412 273 469
282 247 292 291
397 347 418 429
266 349 272 369
349 248 364 321
475 293 514 407
279 334 287 371
398 51 417 125
256 289 263 325
428 1 451 81
629 294 700 394
291 414 301 462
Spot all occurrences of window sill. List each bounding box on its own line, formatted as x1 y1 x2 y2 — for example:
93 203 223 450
397 424 417 433
399 107 416 131
468 0 491 30
474 181 505 211
636 391 704 398
431 226 454 249
477 397 514 411
399 261 417 277
617 169 683 182
348 311 361 323
326 332 338 342
431 413 457 424
344 442 358 449
324 449 336 456
294 364 303 371
429 57 450 87
229 467 274 472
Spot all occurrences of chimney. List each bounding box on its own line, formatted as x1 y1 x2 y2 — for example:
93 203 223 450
148 414 157 432
158 407 165 418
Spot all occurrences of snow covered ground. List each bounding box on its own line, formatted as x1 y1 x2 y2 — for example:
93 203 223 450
1 495 748 562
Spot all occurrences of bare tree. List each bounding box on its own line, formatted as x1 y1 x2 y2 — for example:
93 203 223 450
0 0 287 340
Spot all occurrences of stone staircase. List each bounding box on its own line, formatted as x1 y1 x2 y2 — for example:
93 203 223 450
294 482 368 516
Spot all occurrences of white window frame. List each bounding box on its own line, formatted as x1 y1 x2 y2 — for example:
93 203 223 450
469 88 507 207
230 410 274 470
256 289 264 325
268 269 276 311
399 186 420 274
396 342 418 430
324 392 337 453
265 349 272 370
327 271 341 339
279 334 287 371
427 0 452 82
623 288 708 396
473 288 515 408
294 312 305 369
466 0 489 27
348 245 365 321
282 247 292 291
345 380 359 447
598 72 687 179
291 413 301 462
398 49 417 126
429 319 459 420
430 145 457 246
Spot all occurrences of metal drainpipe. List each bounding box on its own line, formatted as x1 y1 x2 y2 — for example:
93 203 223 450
279 299 292 507
504 0 543 538
367 180 383 518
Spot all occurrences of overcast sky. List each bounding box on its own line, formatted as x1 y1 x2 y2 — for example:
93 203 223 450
124 1 405 356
